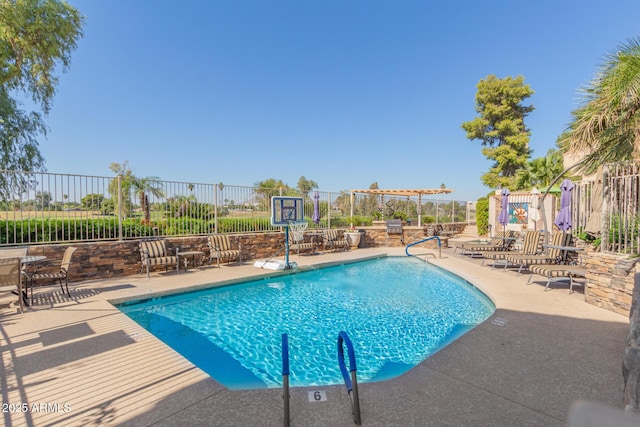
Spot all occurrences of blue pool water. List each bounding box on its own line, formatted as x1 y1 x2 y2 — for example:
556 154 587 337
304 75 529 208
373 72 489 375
118 257 494 390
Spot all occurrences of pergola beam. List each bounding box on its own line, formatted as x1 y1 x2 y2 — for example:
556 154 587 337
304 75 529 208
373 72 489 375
349 188 454 227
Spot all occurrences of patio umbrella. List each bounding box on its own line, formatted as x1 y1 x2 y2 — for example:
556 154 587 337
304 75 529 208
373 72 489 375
529 187 541 230
554 179 574 232
497 188 510 233
312 191 321 227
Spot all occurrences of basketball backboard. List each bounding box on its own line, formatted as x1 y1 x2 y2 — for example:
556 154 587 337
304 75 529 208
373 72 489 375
271 196 304 226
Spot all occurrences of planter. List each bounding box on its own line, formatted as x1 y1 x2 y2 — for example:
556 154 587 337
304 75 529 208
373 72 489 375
345 232 361 249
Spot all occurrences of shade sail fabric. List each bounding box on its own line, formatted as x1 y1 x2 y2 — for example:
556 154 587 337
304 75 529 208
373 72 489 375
497 188 510 226
554 179 574 231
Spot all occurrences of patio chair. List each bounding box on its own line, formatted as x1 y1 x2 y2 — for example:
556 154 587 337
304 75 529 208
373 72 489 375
480 230 544 268
505 231 573 274
0 257 25 312
139 238 179 279
322 229 349 252
25 246 77 298
208 234 242 267
288 223 316 257
0 247 28 258
455 230 517 255
527 241 585 292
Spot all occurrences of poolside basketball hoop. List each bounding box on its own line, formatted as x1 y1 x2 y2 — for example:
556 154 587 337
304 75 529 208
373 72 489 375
254 197 304 270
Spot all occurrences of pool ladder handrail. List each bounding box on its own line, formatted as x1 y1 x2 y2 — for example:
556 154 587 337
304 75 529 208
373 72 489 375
405 236 441 258
337 331 362 425
282 333 290 427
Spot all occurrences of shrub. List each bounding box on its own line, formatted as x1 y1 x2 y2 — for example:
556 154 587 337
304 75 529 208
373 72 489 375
421 215 435 224
476 197 489 236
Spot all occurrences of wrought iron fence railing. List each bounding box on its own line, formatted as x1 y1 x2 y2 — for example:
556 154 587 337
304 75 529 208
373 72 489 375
601 162 640 254
559 161 640 255
0 170 471 246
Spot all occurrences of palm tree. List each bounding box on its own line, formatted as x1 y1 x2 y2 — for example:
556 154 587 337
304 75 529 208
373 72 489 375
560 37 640 173
132 177 164 222
516 149 565 189
109 161 135 217
109 161 164 220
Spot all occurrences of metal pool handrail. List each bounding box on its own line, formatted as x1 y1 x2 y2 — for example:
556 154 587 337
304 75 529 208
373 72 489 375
282 333 290 427
337 331 362 425
405 236 441 258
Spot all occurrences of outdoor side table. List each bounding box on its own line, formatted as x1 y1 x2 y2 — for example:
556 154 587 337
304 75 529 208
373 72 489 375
306 232 324 254
177 251 205 272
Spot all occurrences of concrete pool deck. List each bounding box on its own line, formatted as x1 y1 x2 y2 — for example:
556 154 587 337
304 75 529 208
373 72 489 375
0 245 633 426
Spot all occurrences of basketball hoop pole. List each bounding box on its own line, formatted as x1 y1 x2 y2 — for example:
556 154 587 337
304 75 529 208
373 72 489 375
269 196 303 270
285 224 291 269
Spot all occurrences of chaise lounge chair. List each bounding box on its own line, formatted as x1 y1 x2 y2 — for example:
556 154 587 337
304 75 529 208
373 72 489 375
527 240 585 292
455 230 518 256
480 230 544 268
505 231 573 274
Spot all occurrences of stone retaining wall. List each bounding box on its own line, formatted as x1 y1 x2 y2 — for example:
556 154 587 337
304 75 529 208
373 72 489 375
583 252 640 412
584 252 638 316
27 233 288 282
624 277 640 412
27 224 465 283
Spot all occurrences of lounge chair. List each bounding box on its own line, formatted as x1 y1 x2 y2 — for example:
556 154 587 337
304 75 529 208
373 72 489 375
288 223 316 257
527 242 585 292
139 238 179 278
25 246 77 298
208 234 242 267
455 230 517 255
505 231 573 274
322 229 349 252
480 230 544 268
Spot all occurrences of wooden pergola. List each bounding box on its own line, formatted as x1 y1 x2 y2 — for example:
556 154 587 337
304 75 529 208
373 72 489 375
349 188 454 227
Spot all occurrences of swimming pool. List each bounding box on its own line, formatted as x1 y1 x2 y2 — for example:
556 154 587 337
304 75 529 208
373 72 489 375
118 256 495 390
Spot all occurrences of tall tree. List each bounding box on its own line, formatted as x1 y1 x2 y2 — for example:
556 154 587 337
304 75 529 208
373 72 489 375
254 178 294 210
0 0 84 192
296 176 318 197
560 37 640 173
461 75 534 189
108 161 135 217
1 0 84 113
0 89 45 172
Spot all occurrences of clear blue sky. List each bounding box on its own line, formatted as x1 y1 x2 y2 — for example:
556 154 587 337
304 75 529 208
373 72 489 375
35 0 640 201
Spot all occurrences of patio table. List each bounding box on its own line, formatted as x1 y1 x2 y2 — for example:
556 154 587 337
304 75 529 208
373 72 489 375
177 250 205 272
